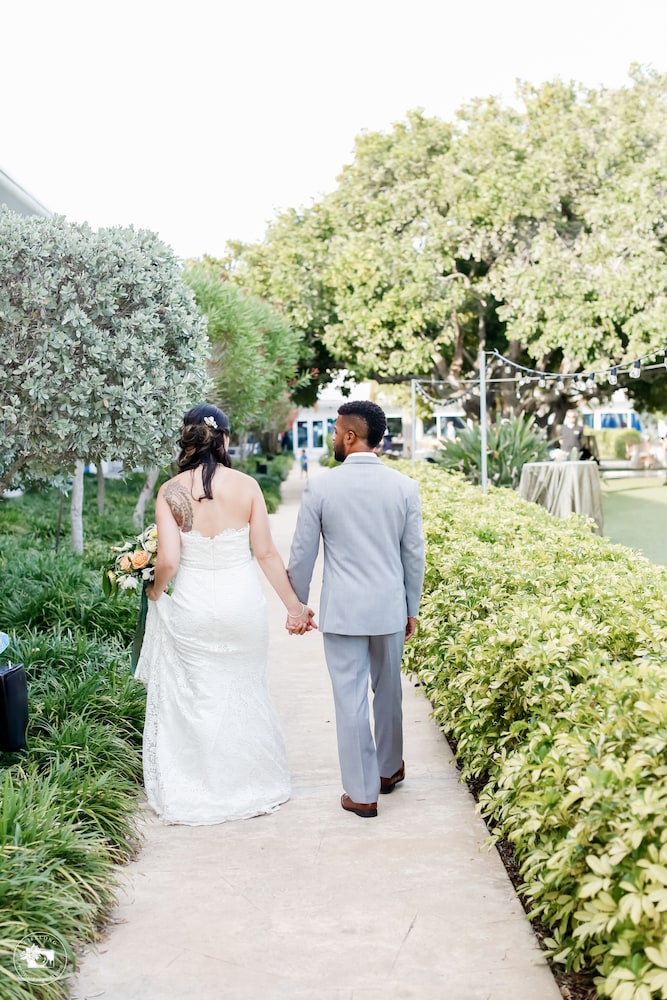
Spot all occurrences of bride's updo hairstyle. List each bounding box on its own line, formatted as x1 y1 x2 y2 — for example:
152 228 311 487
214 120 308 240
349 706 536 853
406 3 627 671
177 403 231 500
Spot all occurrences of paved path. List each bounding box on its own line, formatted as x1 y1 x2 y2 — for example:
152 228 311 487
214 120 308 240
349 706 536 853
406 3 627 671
70 463 560 1000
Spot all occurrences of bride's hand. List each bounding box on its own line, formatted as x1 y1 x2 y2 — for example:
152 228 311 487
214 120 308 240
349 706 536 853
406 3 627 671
285 604 317 635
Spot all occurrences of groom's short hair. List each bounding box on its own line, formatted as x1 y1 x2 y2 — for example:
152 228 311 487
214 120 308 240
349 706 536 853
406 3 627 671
338 401 387 449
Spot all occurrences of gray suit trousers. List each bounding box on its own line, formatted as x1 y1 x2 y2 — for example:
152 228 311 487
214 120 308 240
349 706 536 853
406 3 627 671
323 631 405 803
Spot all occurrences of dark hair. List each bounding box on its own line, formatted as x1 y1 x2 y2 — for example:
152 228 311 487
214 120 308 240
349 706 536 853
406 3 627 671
338 400 387 448
177 404 231 500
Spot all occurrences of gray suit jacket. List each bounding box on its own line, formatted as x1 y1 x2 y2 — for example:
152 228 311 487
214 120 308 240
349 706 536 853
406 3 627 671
287 453 425 635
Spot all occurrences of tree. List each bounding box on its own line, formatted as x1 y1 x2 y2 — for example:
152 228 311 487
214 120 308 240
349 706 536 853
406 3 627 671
184 259 303 439
0 211 210 550
227 203 342 405
232 70 667 422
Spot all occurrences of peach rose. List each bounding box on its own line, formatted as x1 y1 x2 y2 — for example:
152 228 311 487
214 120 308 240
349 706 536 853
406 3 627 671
118 554 133 572
131 549 149 570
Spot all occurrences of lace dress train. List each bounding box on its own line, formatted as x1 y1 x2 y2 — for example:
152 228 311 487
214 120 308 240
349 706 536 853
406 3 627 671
135 526 291 825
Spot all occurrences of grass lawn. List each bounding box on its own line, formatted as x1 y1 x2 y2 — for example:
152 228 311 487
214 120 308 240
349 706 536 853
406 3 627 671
601 472 667 565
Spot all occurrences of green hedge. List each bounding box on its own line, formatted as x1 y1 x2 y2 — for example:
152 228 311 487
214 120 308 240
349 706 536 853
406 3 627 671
589 428 642 460
401 462 667 1000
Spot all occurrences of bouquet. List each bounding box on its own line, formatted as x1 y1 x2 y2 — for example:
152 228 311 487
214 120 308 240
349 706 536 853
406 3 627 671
102 524 158 672
103 524 158 597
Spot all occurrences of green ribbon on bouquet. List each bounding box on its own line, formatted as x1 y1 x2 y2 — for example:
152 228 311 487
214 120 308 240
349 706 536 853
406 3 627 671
130 582 149 674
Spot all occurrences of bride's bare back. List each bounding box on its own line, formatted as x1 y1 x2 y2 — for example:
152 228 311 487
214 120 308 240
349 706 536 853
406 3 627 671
163 466 256 537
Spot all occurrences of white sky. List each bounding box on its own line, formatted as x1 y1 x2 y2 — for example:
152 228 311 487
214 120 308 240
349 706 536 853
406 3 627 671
3 0 667 261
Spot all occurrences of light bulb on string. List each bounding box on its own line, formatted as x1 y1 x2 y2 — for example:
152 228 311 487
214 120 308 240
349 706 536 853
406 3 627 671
538 374 547 388
586 373 596 391
630 360 641 379
556 375 564 392
608 367 618 386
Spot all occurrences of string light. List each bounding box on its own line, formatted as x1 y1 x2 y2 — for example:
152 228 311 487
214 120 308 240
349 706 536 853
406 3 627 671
490 346 664 386
408 343 664 408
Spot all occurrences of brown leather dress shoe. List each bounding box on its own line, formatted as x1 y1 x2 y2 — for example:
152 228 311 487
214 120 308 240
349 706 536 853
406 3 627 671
341 793 377 818
380 761 405 794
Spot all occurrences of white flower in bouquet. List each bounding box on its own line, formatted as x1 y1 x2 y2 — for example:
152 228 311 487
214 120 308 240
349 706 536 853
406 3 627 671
103 523 158 597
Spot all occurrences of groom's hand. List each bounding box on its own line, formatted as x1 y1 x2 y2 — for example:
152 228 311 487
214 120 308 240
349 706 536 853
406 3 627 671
405 616 417 640
286 607 317 635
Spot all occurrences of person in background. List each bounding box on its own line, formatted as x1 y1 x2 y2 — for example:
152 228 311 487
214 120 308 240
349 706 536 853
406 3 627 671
558 409 584 459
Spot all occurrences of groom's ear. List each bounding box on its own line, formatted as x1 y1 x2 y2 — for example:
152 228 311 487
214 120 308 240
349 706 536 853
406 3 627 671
342 415 366 442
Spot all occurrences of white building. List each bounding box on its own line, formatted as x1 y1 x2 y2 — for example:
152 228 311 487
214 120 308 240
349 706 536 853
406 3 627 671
291 376 467 460
579 390 642 432
0 166 51 218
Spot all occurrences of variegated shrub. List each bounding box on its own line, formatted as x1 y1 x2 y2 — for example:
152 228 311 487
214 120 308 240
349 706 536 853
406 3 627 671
402 463 667 1000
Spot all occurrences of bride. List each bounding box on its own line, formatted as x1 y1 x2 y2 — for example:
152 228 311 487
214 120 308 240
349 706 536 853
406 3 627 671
135 403 315 825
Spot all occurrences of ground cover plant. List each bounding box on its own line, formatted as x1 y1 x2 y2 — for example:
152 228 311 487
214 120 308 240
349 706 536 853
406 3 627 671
0 475 151 998
402 462 667 1000
0 461 292 998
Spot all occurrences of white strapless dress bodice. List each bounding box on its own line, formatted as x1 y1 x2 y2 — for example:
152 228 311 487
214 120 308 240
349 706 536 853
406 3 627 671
135 526 290 825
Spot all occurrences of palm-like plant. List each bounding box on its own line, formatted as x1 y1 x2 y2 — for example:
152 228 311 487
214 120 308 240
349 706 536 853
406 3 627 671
434 414 549 488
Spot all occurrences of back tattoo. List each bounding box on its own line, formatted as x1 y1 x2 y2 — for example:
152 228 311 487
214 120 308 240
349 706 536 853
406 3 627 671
165 482 194 531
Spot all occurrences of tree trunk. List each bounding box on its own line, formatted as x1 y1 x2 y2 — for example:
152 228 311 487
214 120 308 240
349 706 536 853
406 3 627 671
133 467 159 530
54 492 65 552
70 460 85 555
431 347 451 382
97 460 105 515
261 431 280 454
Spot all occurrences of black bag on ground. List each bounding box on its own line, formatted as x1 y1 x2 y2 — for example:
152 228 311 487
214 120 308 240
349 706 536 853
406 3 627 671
0 663 28 752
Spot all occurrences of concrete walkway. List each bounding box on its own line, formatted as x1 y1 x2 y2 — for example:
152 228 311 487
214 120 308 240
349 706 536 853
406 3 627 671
70 463 560 1000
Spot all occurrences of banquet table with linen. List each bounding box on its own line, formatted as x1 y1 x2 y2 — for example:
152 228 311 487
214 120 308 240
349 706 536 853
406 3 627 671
517 461 603 534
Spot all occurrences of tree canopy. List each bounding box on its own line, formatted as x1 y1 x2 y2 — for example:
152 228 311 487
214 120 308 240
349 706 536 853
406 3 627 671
230 67 667 416
0 211 210 492
225 203 340 406
184 258 303 436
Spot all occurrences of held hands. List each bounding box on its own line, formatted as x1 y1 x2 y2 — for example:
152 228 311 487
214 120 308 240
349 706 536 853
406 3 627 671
285 602 317 636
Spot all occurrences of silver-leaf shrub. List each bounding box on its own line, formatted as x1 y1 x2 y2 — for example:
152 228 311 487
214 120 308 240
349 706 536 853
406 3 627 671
0 210 210 489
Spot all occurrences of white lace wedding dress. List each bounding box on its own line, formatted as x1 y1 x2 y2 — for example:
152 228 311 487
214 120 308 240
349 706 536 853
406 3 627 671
134 526 291 825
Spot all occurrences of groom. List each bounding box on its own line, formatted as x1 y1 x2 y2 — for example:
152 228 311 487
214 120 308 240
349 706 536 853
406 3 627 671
287 400 425 818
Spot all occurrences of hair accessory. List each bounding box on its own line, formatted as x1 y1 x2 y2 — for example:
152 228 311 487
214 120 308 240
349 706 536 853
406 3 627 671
203 416 219 429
